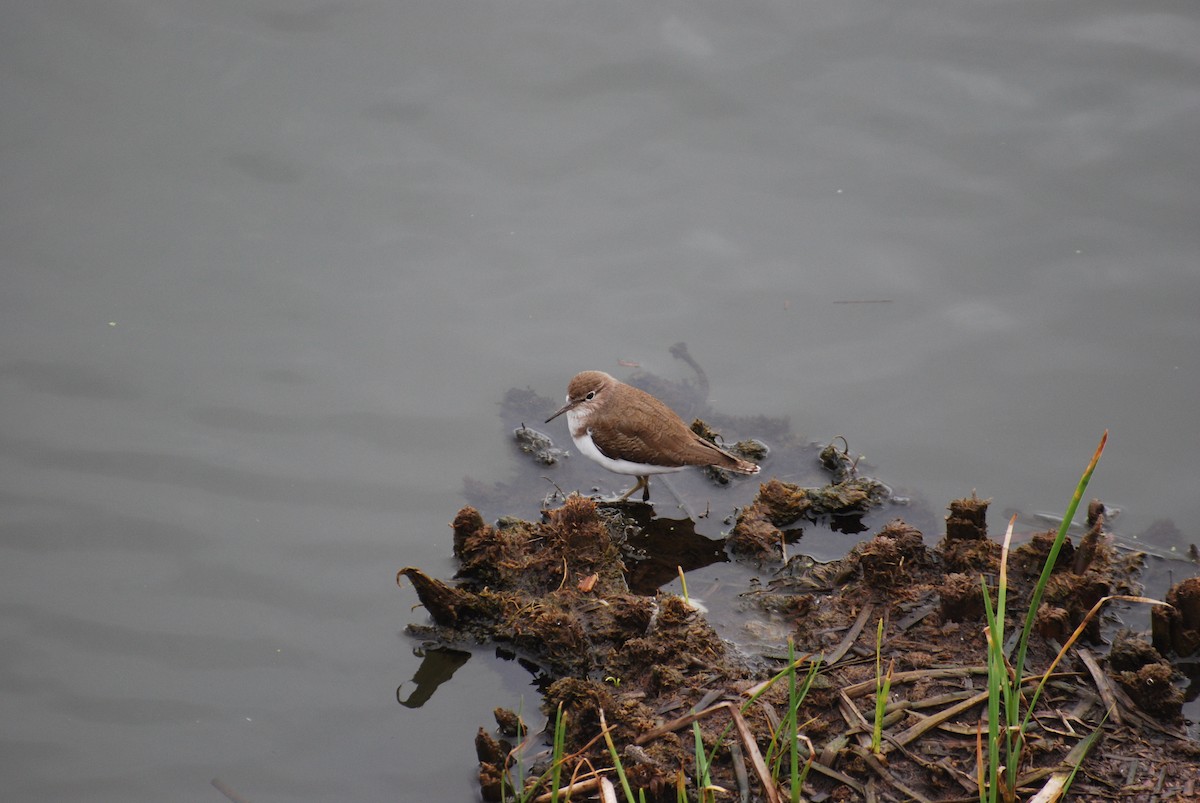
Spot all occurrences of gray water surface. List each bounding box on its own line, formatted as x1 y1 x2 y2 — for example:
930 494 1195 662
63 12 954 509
3 2 1198 801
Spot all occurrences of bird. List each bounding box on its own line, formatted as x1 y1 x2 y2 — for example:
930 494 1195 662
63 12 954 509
545 370 760 502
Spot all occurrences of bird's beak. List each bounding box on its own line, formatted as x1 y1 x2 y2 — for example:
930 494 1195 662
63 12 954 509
545 399 576 424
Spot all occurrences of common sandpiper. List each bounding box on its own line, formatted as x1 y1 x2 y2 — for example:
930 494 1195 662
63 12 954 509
545 370 760 502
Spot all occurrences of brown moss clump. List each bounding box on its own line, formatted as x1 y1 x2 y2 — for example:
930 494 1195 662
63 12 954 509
1008 530 1075 578
545 494 612 556
475 727 506 801
492 707 524 737
1117 663 1184 719
1040 574 1110 641
848 520 927 590
945 492 989 541
727 476 890 559
939 494 1002 573
725 498 785 558
1107 632 1184 719
542 677 617 744
452 507 537 588
1033 605 1073 641
940 537 1002 575
727 479 820 558
756 478 820 525
1151 575 1200 657
1073 505 1113 574
1109 631 1167 673
732 438 769 461
1027 511 1118 644
606 595 733 691
450 496 627 595
509 602 591 675
403 498 662 677
452 506 488 555
940 572 986 622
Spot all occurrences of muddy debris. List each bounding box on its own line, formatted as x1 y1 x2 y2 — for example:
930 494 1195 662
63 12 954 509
727 466 892 560
513 423 568 465
400 485 1200 802
1108 631 1186 720
1152 575 1200 658
938 492 1003 574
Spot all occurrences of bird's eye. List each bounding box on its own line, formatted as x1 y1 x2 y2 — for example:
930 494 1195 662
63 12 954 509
585 391 596 400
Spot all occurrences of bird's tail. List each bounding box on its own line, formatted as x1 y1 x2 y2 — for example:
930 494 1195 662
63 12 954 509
727 456 760 475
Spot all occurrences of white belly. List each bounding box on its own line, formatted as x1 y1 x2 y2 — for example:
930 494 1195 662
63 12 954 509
571 427 685 476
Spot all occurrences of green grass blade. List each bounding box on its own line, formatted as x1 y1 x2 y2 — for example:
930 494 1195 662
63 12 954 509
692 718 718 801
1013 431 1107 681
600 708 639 803
788 637 800 802
550 703 565 803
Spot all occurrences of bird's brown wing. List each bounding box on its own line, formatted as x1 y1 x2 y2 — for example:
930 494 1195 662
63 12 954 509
589 391 759 473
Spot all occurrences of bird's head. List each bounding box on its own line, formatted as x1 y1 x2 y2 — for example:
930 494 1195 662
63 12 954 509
545 370 615 425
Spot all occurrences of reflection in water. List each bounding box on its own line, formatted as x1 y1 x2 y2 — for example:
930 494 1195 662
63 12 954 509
396 646 471 709
829 512 870 536
618 507 728 594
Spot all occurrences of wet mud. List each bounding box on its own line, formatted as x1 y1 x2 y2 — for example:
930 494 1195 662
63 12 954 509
400 352 1200 802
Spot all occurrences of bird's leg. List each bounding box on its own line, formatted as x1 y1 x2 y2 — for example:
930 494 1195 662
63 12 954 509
617 476 650 502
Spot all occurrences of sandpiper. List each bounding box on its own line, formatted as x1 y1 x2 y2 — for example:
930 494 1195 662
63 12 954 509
545 370 760 501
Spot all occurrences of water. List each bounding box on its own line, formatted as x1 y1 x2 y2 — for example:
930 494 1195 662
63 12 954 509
2 2 1198 800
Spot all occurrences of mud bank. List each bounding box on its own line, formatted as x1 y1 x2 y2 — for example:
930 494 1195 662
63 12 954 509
400 486 1198 802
